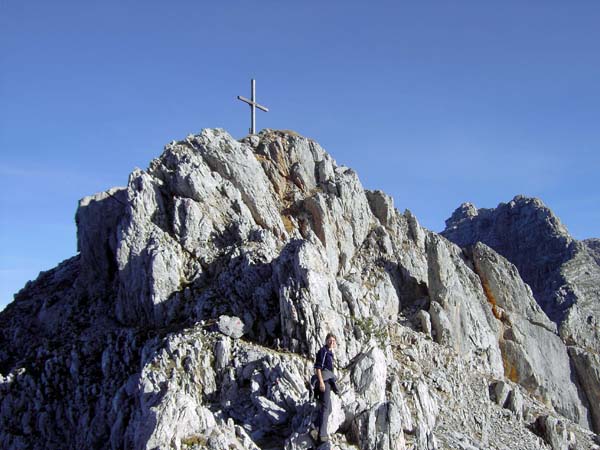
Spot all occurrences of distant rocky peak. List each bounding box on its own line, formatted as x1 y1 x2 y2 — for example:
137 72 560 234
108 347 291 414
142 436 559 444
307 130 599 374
444 202 478 228
508 195 571 237
444 195 573 251
441 195 589 324
443 195 572 242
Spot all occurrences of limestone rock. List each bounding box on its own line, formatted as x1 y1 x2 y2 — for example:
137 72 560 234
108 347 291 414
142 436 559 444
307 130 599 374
532 415 574 450
489 380 510 408
442 196 580 323
76 187 127 290
416 310 432 337
584 238 600 266
349 345 387 410
568 347 600 432
471 242 589 428
217 315 245 339
366 190 395 228
425 233 504 377
443 196 600 432
2 130 599 450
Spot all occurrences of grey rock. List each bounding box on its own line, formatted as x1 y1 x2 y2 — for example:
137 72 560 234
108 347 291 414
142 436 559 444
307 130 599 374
534 415 571 450
2 129 600 450
217 315 245 339
254 395 289 425
506 387 524 420
416 310 432 337
443 196 600 432
366 190 395 228
214 337 232 371
472 242 589 427
584 238 600 266
489 381 510 408
442 196 586 323
76 187 127 290
568 347 600 432
425 233 504 377
349 345 387 410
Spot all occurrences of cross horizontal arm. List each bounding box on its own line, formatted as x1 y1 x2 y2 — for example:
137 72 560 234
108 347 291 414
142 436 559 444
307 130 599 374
237 96 269 112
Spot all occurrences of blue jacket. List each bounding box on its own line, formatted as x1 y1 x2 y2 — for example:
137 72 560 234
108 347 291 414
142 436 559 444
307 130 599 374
314 345 334 371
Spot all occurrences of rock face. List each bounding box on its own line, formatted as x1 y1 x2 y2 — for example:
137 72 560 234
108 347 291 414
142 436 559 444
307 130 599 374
443 196 600 433
1 129 599 449
584 238 600 266
442 197 600 326
470 242 588 428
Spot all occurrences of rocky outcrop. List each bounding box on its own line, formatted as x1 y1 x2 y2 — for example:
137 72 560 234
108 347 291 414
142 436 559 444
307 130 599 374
425 233 504 377
442 197 580 323
584 239 600 266
443 196 600 433
1 129 599 449
471 242 589 428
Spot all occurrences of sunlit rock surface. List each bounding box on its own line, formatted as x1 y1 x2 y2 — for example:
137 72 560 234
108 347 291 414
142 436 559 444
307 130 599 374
1 129 599 449
443 195 600 433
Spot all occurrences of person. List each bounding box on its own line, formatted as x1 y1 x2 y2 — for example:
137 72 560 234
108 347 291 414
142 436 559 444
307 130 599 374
311 333 339 443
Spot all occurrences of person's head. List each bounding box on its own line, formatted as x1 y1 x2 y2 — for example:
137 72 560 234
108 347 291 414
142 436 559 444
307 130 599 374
325 333 337 350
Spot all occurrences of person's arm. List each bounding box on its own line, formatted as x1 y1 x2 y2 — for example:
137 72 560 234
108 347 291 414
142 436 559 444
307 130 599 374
314 348 326 392
316 367 325 392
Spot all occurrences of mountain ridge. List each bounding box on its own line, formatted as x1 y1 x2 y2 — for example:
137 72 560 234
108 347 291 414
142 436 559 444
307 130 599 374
442 194 600 434
1 128 599 450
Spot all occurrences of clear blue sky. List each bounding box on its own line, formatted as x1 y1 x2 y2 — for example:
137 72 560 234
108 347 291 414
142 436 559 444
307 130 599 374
1 1 599 310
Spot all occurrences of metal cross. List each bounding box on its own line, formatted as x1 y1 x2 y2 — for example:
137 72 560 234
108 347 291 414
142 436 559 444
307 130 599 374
237 79 269 135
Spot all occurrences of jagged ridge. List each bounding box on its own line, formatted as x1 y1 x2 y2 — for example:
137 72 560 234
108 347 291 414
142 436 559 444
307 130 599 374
443 196 600 433
1 129 599 450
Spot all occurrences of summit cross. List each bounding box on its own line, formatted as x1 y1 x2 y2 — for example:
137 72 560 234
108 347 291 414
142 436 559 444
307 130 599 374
237 79 269 135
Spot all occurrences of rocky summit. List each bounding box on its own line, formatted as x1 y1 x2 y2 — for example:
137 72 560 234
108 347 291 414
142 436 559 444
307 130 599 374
1 129 599 450
442 196 600 435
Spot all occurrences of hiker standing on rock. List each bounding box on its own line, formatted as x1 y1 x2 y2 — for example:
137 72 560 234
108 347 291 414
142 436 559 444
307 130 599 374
312 333 339 443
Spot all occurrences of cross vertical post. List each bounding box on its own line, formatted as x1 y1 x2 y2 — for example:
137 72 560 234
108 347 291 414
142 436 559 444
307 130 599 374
237 79 269 135
251 79 256 135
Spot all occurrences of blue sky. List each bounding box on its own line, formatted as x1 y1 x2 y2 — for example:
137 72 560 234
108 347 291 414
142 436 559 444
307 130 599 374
1 1 599 310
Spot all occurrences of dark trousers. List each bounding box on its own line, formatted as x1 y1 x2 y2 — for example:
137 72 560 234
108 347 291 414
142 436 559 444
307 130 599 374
315 379 332 437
